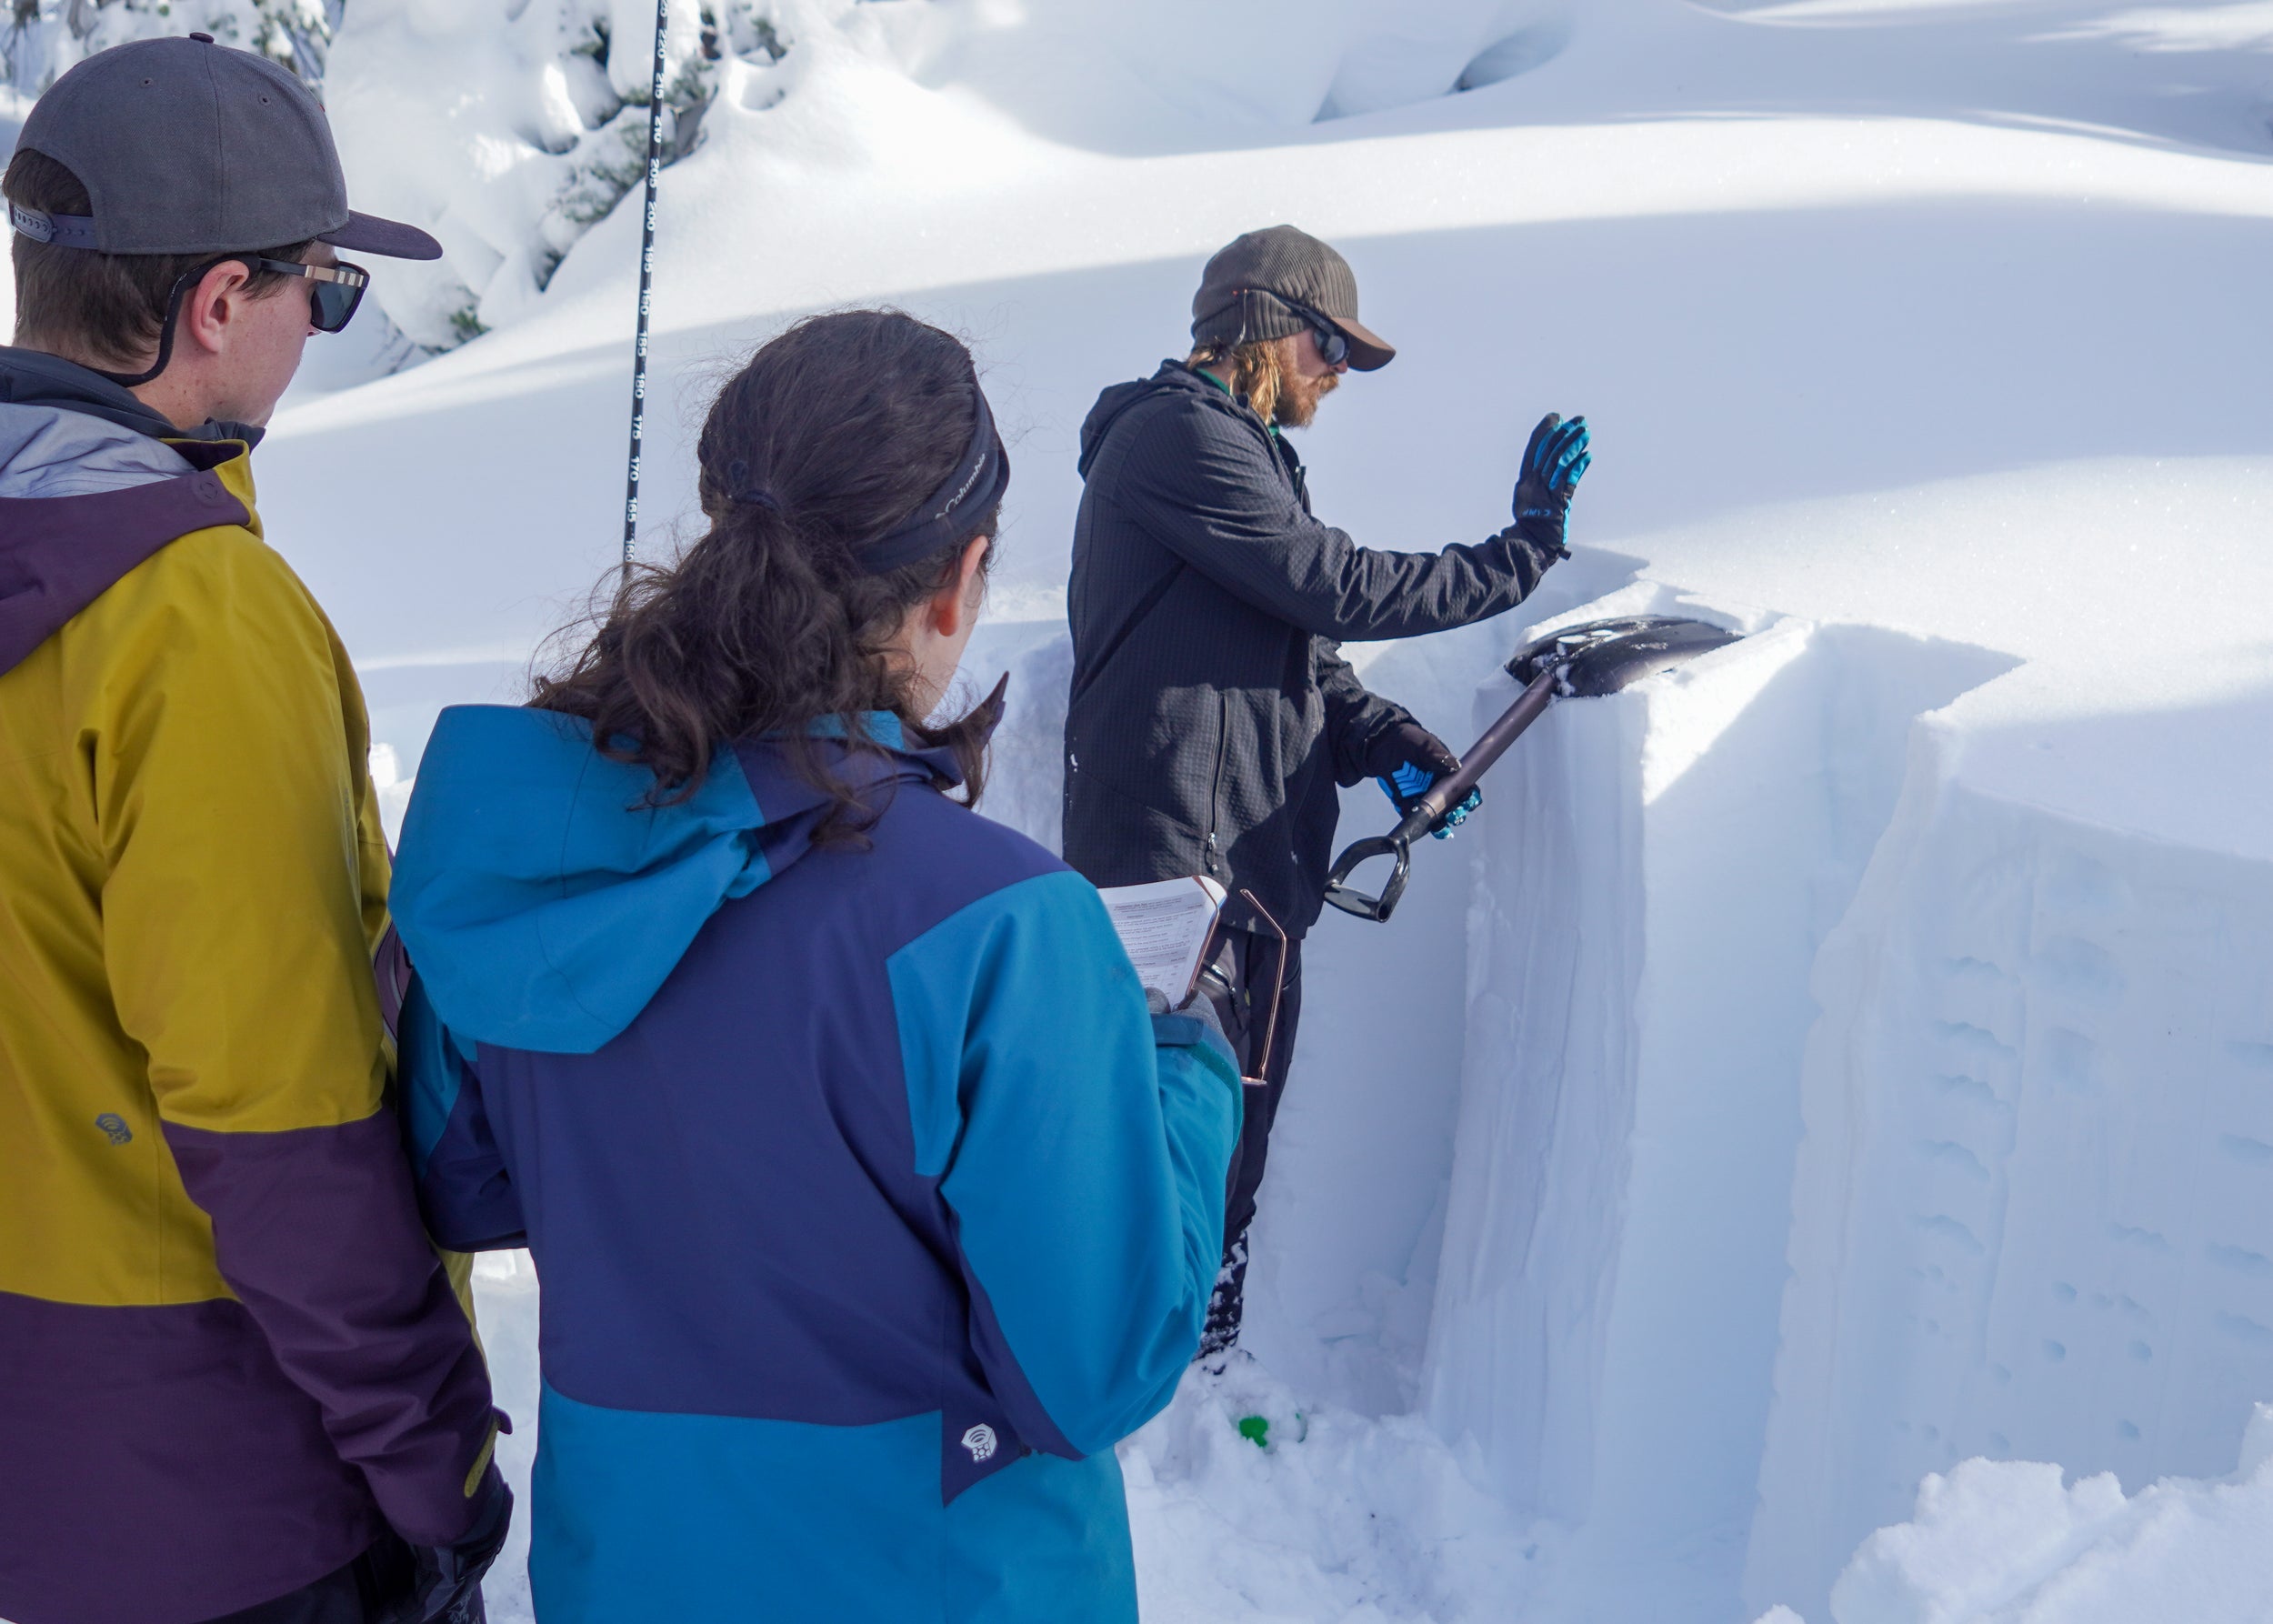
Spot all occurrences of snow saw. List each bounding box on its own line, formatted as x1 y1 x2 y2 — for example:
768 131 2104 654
1321 617 1742 924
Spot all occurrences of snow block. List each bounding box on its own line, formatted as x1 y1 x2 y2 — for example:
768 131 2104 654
1792 1408 2273 1624
1422 587 2011 1618
1746 727 2273 1619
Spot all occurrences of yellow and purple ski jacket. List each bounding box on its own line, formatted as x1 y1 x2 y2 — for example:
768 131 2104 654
0 359 498 1624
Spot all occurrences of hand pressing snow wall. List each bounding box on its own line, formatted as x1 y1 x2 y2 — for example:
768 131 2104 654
1745 717 2273 1620
1422 587 2013 1620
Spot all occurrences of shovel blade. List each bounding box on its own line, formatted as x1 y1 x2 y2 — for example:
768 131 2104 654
1507 615 1742 698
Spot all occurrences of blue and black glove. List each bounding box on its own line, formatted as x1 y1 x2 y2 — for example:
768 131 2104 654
390 1466 512 1623
1511 412 1591 558
1367 721 1479 839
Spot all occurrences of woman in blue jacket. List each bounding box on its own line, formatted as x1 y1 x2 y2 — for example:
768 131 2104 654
386 311 1243 1624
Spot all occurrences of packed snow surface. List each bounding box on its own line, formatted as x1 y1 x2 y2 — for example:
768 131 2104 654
13 0 2273 1619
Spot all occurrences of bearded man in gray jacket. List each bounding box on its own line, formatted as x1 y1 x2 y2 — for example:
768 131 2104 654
1060 224 1594 1357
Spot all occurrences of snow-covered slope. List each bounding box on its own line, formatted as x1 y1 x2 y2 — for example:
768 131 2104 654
30 2 2270 1619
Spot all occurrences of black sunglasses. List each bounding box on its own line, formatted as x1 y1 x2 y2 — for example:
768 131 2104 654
95 255 374 388
245 256 371 334
1256 292 1349 366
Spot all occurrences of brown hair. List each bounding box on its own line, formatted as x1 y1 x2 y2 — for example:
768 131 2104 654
531 309 1002 838
4 149 309 371
1187 335 1287 425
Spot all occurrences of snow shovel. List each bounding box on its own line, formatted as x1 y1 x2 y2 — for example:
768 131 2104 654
1321 616 1743 923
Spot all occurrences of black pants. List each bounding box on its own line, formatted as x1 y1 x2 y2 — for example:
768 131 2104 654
1198 927 1304 1358
198 1533 428 1624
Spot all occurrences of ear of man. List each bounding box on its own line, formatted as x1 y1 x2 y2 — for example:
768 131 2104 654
178 259 264 360
5 147 307 374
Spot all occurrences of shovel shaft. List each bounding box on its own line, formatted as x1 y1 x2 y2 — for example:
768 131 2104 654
1324 668 1559 922
1327 617 1744 925
1407 668 1558 831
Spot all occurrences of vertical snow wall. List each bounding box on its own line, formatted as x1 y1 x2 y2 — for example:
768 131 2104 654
1417 587 2014 1619
967 579 2273 1622
1744 726 2273 1619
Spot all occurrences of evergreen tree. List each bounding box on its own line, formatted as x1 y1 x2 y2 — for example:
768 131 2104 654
5 0 337 95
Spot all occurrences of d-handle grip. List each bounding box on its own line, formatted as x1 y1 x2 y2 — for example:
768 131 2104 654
1322 804 1435 922
1322 833 1410 922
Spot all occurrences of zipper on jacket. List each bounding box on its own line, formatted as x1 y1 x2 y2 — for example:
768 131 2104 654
1205 692 1230 875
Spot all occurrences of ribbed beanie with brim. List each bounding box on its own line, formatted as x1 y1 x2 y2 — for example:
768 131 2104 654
1189 225 1395 370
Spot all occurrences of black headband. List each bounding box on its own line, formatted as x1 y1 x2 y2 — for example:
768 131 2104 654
857 386 1008 575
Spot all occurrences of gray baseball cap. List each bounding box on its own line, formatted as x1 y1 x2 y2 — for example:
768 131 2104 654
10 33 439 260
1190 225 1395 371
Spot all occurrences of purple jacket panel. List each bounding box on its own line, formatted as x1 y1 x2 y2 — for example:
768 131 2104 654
162 1108 497 1545
0 1288 380 1624
0 456 247 677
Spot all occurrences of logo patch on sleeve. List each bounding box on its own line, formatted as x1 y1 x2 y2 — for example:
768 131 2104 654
960 1423 998 1463
95 1114 133 1146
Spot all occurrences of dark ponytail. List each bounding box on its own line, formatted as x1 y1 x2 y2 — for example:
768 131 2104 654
532 310 1003 836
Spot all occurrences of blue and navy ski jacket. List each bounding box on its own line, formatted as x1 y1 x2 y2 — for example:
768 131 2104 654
387 707 1242 1624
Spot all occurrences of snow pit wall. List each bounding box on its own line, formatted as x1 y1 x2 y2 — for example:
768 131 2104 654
1419 590 2015 1618
1746 724 2273 1620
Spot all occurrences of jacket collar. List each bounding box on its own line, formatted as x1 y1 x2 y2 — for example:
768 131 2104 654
1078 358 1298 481
0 346 265 449
1188 360 1284 439
0 445 254 677
1158 358 1307 498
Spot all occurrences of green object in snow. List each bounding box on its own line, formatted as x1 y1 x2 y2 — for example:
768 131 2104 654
1237 1415 1270 1448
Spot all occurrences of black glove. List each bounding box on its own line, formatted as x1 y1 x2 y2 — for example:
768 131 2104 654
1511 412 1591 557
391 1467 512 1624
1366 722 1477 832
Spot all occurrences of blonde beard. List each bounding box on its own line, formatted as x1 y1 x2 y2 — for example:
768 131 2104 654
1274 366 1338 429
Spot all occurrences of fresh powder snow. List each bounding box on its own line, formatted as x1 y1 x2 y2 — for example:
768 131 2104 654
7 2 2272 1620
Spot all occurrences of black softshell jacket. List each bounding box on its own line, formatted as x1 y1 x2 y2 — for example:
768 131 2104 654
1061 361 1560 936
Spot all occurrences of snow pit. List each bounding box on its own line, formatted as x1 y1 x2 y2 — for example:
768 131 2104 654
1417 585 2015 1619
1746 705 2273 1619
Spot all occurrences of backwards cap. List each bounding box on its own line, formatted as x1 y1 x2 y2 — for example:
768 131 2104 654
11 33 439 261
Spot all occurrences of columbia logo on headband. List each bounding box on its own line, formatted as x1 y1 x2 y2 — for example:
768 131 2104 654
855 386 1010 576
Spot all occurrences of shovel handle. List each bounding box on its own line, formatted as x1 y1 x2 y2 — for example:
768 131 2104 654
1404 668 1557 828
1323 831 1415 922
1321 667 1559 925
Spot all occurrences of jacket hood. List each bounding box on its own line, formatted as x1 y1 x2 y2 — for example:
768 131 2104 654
0 400 252 677
389 706 966 1055
1077 360 1247 478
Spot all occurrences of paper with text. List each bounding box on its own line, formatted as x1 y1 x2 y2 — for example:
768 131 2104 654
1096 876 1228 1006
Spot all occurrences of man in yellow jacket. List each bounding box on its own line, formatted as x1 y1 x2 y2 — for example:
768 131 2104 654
0 36 507 1624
